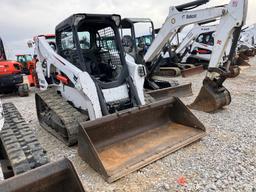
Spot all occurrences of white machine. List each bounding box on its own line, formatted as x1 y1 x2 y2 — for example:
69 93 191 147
33 0 248 133
31 0 247 182
32 13 208 182
177 24 216 63
144 0 247 112
239 24 256 48
34 13 203 146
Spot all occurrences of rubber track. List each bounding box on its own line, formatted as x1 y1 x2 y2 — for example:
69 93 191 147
36 88 88 146
0 103 49 175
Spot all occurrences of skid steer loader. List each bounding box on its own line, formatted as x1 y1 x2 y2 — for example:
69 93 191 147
144 0 248 112
0 158 85 192
0 38 29 96
121 18 204 79
34 14 206 182
120 18 193 98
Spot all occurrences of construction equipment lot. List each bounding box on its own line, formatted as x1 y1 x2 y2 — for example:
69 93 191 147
1 58 255 192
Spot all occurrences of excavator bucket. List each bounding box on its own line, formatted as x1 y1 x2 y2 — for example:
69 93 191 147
189 82 231 113
146 83 193 100
236 57 250 66
239 52 250 60
78 98 206 183
181 65 205 78
0 158 85 192
228 65 240 78
243 49 255 57
236 55 251 66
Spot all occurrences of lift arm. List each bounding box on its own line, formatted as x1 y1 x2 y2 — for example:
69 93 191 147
207 0 248 75
144 4 225 63
144 0 248 112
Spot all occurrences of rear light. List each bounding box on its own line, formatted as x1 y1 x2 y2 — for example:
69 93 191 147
196 48 212 54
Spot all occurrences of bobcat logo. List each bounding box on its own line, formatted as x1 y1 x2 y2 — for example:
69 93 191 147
186 14 197 19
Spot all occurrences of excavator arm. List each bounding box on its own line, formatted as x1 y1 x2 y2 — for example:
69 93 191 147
145 0 248 112
144 1 225 63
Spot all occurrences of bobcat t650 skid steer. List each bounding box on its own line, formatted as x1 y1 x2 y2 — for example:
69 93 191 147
34 14 206 182
33 0 247 183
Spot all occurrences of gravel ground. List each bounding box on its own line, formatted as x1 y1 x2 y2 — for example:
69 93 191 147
1 58 256 191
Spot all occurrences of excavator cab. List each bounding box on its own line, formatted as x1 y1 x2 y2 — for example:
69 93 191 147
16 54 33 75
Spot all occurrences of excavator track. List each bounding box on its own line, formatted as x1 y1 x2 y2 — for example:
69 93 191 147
0 103 48 178
35 88 88 146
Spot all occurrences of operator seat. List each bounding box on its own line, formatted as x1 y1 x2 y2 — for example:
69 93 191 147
122 35 135 57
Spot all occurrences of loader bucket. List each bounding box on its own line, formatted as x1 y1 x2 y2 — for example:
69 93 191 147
0 158 85 192
78 98 206 183
181 65 205 78
189 82 231 113
146 83 193 100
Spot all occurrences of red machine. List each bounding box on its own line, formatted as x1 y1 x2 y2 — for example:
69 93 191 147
27 34 56 88
16 54 36 87
0 38 29 96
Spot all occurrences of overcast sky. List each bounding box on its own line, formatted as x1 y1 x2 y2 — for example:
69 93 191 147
0 0 255 59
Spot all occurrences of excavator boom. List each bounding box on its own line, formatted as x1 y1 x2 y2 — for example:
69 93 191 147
144 0 248 113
